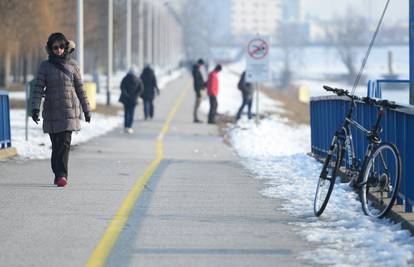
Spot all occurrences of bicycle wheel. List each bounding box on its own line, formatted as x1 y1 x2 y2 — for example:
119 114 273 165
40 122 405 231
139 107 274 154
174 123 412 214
360 142 401 218
314 137 343 216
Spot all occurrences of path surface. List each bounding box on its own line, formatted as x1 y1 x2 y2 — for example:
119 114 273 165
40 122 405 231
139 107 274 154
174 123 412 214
0 74 315 266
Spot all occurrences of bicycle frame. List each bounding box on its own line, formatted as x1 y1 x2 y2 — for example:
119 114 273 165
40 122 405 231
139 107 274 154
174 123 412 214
334 98 385 186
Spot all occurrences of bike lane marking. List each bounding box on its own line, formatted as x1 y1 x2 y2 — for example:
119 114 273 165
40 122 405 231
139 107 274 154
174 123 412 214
86 83 190 267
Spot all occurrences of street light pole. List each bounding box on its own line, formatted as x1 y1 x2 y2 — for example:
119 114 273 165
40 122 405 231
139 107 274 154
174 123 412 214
107 0 113 105
126 0 132 69
76 0 84 76
138 0 144 69
151 2 156 66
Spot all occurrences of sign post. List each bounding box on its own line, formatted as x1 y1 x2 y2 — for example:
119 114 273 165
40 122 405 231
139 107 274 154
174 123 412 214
245 35 270 124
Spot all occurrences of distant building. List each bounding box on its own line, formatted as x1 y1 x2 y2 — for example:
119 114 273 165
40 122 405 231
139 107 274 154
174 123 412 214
208 0 232 45
279 0 310 44
230 0 282 38
282 0 300 22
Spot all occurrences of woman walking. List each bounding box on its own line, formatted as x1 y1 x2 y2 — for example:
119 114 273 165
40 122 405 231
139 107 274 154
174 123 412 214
31 32 91 187
140 65 159 120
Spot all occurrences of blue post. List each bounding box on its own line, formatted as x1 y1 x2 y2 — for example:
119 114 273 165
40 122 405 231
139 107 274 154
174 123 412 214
410 0 414 104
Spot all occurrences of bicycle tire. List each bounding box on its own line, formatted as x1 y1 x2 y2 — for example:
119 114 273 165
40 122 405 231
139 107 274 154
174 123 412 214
314 138 343 216
360 142 401 218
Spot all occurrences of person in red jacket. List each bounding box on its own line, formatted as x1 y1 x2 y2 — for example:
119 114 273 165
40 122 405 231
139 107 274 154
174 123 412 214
207 64 222 124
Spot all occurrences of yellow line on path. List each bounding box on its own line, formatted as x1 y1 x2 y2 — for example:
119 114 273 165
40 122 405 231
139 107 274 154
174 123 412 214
86 84 189 267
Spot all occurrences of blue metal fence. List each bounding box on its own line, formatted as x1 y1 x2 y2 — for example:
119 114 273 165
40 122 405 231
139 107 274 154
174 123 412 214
0 90 12 149
367 79 410 98
310 95 414 212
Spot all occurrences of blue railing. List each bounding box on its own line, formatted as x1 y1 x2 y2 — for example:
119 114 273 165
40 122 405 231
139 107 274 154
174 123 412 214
310 95 414 212
367 79 410 98
0 90 12 149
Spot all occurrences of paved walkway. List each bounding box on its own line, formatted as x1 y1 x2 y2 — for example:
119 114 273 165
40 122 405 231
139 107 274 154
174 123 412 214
0 74 315 266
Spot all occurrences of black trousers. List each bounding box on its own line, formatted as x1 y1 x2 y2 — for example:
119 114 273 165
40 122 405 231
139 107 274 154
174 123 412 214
208 96 218 123
193 93 202 121
236 97 253 120
143 99 154 119
49 131 72 179
123 103 136 128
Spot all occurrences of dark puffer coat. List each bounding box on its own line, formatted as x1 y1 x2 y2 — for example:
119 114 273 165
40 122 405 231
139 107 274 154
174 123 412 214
31 59 91 133
140 66 159 100
119 73 144 105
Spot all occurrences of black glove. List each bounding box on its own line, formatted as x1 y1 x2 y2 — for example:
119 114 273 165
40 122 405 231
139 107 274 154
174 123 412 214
31 109 40 124
84 112 91 123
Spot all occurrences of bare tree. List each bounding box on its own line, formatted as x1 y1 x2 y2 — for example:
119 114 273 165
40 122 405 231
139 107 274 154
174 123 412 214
180 0 219 62
0 0 72 87
325 9 368 84
277 23 305 89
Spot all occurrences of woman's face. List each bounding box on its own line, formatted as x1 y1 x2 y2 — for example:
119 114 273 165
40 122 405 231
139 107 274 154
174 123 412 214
51 41 65 56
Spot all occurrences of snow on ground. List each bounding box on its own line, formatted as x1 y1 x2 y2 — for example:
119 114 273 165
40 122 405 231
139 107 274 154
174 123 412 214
219 70 414 265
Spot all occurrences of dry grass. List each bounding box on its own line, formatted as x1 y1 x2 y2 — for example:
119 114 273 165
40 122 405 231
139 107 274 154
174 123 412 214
261 86 310 125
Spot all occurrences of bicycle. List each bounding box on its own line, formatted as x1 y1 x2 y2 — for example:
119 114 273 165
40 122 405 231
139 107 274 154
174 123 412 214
313 85 401 218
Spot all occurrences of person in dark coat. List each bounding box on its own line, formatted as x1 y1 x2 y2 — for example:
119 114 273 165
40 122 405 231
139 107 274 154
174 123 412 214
236 71 254 120
192 58 205 123
119 65 144 133
31 32 91 187
140 65 160 120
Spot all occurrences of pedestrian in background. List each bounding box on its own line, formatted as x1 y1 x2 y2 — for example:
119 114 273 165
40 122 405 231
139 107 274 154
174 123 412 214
140 65 160 120
207 64 222 124
119 65 144 134
236 71 254 120
31 32 91 187
192 58 205 123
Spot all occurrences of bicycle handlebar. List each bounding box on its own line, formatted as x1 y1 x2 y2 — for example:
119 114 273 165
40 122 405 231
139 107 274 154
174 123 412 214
323 85 358 100
323 85 349 96
361 97 397 109
323 85 398 109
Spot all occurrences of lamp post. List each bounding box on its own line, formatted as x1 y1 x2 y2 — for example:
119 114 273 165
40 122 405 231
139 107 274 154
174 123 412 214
107 0 113 105
138 0 145 69
76 0 84 76
126 0 132 69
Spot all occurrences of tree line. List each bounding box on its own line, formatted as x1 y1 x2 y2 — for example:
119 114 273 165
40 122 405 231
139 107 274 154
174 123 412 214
0 0 185 89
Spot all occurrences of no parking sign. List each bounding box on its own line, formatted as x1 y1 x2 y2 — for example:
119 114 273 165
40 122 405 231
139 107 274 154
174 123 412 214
245 36 270 83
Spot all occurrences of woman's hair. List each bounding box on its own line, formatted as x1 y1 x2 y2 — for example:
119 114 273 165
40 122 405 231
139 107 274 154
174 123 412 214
46 32 69 52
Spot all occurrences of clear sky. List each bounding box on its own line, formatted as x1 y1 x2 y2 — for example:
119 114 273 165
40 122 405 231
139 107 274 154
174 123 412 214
301 0 408 23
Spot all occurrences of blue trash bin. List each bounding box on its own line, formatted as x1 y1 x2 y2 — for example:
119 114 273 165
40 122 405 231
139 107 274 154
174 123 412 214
0 90 12 149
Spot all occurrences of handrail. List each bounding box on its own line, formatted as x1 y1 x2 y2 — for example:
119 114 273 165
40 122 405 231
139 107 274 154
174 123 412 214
367 79 410 98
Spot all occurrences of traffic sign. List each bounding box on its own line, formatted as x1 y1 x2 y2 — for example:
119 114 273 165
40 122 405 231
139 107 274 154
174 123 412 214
245 36 270 83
